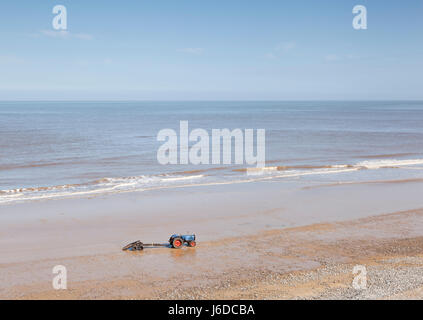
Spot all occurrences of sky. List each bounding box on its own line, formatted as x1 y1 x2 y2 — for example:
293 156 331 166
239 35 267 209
0 0 422 100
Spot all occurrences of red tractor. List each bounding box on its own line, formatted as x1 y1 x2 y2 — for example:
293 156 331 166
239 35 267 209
169 234 196 249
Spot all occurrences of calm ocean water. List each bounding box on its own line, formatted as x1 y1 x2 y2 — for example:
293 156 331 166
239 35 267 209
1 101 423 204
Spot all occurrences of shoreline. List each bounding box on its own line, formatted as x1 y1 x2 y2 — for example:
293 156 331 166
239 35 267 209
2 157 423 206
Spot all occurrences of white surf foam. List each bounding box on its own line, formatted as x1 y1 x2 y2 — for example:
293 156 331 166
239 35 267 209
356 159 423 169
2 158 423 205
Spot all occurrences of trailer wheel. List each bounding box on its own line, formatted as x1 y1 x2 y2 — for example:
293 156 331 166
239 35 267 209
134 244 144 251
172 237 183 249
188 241 196 247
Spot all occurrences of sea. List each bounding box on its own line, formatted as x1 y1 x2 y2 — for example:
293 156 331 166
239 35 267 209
1 100 423 204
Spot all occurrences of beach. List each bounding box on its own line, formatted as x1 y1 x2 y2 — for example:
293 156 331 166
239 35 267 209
1 101 423 299
1 178 423 300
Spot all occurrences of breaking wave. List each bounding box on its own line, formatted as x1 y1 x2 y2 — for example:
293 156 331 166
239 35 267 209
356 159 423 169
1 158 423 205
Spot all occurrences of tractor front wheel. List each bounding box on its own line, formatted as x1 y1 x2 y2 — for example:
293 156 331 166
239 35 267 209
172 237 184 249
188 241 196 247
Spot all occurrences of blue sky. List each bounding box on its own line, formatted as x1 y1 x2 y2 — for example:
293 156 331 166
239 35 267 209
0 0 422 100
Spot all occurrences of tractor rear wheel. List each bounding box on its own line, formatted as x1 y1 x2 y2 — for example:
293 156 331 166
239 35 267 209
188 241 196 247
172 237 184 249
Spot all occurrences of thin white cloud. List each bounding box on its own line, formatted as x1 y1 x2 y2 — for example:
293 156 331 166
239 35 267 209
73 58 113 66
73 33 93 40
40 30 69 38
346 54 360 60
325 54 341 61
264 53 276 59
0 55 24 64
277 42 296 51
265 41 296 59
325 54 360 62
177 48 204 54
40 30 93 40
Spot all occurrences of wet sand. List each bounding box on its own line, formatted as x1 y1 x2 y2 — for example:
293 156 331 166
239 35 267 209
1 180 423 299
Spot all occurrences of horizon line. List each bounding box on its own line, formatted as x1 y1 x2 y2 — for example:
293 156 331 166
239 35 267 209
1 99 423 102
